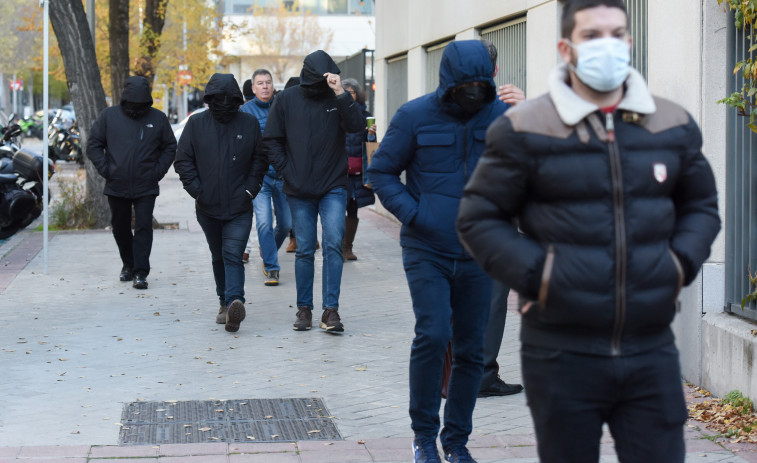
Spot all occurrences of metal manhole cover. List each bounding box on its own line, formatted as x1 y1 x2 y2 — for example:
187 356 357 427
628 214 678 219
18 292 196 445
118 398 341 445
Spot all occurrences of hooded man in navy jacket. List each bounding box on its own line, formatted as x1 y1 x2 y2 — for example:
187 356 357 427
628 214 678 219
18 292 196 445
367 40 510 463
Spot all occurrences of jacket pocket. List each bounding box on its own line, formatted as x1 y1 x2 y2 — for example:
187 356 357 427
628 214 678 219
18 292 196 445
668 248 684 300
537 245 555 309
415 132 456 173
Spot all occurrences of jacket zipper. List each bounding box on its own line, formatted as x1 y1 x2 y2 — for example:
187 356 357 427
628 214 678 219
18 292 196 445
606 112 626 357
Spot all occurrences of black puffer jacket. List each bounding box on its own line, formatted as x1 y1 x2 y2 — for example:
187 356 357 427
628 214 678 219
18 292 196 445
174 74 267 220
88 76 177 198
457 64 721 357
264 50 365 199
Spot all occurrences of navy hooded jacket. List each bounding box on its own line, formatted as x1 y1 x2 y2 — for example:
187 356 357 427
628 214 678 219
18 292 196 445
367 40 510 259
88 76 176 198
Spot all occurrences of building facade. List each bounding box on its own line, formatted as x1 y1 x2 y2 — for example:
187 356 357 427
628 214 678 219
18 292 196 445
373 0 757 399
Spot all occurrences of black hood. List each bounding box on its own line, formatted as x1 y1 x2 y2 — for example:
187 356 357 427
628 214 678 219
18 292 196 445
121 76 153 105
203 73 244 105
299 50 340 87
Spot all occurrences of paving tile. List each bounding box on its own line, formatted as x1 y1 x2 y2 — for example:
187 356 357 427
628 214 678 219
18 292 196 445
90 445 159 457
159 443 228 456
297 440 366 451
298 449 373 463
17 445 90 458
90 459 159 463
10 459 87 463
229 453 300 462
228 442 297 454
0 448 19 458
159 455 229 463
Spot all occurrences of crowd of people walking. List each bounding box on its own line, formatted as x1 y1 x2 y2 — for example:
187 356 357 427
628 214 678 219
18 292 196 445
84 1 721 461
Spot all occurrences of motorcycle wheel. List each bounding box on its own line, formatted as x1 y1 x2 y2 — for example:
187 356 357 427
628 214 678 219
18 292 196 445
0 224 20 239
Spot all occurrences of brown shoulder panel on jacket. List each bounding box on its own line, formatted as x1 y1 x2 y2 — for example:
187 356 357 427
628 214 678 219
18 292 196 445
506 95 574 140
641 97 691 134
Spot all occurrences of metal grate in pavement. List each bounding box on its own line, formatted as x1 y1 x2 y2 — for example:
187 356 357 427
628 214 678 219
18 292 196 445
118 398 341 445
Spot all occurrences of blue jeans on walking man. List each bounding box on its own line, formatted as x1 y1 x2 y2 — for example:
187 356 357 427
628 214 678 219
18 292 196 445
287 187 346 310
196 210 253 307
402 247 492 450
248 175 291 273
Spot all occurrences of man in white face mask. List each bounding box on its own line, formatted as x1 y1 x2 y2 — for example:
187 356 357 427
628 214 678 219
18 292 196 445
456 1 721 462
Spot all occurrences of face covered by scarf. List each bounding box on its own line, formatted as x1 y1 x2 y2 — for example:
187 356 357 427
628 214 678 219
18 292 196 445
450 83 490 116
121 101 152 119
208 94 241 123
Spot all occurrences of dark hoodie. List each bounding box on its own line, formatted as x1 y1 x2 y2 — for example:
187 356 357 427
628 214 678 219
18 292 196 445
367 40 509 259
87 76 176 198
174 73 268 220
264 50 365 198
203 73 245 123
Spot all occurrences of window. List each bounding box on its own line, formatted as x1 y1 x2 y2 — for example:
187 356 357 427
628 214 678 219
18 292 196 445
481 17 527 94
386 54 408 122
725 19 757 321
425 40 452 93
626 0 648 80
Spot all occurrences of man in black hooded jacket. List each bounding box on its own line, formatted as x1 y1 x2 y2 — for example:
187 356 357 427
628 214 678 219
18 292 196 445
174 73 268 333
265 50 365 333
88 76 177 290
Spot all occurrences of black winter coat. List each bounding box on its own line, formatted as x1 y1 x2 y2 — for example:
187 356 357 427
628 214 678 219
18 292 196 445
264 50 366 199
88 77 176 198
457 65 721 357
174 74 267 221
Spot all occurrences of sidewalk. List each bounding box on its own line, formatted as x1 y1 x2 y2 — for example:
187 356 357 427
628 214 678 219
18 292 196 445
0 166 753 462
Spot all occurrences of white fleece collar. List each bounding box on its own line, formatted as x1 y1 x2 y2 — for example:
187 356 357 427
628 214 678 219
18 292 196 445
548 63 657 126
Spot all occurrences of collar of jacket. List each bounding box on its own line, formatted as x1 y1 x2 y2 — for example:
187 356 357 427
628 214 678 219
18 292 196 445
548 63 656 126
253 97 272 109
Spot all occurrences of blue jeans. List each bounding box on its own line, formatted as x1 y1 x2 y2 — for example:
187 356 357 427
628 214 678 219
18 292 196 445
521 342 687 463
196 210 252 307
287 188 347 310
402 247 492 449
249 175 291 272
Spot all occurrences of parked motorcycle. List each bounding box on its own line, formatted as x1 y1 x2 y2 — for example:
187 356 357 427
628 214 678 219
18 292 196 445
0 128 55 238
18 114 44 140
0 115 23 160
48 110 82 164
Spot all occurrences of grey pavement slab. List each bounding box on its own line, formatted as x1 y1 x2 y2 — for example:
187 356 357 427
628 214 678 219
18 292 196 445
0 167 754 461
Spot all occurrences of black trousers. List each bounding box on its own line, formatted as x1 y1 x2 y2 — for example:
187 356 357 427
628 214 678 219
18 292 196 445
107 195 156 278
521 342 687 463
481 280 510 385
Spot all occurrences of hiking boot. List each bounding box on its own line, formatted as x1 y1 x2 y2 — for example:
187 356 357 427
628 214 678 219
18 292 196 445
343 217 359 261
264 270 279 286
242 252 249 264
412 438 441 463
225 299 246 333
443 446 476 463
286 236 297 252
119 267 133 282
215 305 228 324
293 306 312 331
478 376 524 398
320 307 344 332
133 275 148 290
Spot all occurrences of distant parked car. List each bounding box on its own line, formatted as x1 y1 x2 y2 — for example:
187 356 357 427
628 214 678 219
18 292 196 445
172 106 207 141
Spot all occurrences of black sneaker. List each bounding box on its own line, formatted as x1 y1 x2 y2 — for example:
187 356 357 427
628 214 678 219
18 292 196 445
132 275 148 290
264 270 279 286
412 438 441 463
443 445 476 463
293 306 312 331
320 308 344 332
119 267 133 282
478 376 524 398
225 299 246 332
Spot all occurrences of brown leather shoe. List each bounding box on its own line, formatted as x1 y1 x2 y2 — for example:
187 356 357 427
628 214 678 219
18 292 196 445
225 300 246 332
286 237 297 252
320 308 344 332
293 306 312 331
215 305 228 324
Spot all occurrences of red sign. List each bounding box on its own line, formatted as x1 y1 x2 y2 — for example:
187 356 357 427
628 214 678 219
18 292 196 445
10 79 23 91
178 70 192 85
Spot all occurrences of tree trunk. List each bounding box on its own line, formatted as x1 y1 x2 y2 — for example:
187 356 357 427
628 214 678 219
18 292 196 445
109 0 130 104
49 0 110 228
135 0 169 84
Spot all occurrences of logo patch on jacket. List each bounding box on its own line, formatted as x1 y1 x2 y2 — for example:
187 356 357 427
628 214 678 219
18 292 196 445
653 163 667 183
326 107 338 112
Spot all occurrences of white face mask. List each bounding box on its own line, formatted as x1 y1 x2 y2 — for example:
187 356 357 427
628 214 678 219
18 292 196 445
568 37 631 92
